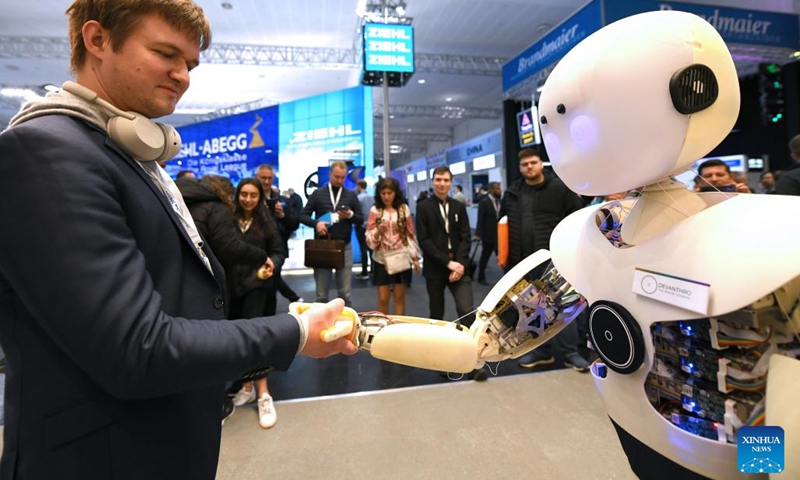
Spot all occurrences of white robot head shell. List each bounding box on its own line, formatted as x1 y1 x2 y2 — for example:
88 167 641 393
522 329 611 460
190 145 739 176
538 11 740 196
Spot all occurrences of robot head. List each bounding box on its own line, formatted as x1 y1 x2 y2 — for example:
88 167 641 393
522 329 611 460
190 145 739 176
538 11 740 196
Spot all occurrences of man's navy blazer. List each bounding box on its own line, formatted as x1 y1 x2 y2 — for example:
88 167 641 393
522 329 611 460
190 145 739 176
0 115 301 479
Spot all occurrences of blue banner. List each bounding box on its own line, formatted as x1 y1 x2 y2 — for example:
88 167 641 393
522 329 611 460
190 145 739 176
502 0 603 92
172 106 279 184
278 86 373 200
604 0 800 48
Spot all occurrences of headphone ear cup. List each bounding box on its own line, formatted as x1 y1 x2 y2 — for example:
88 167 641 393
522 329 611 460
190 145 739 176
107 114 180 162
155 123 182 163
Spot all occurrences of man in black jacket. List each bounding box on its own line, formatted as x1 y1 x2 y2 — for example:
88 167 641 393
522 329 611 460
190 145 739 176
499 148 590 372
776 134 800 195
416 166 474 325
257 164 303 304
473 181 502 285
299 161 363 306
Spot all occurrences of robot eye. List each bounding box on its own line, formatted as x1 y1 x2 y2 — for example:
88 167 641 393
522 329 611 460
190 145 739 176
540 115 548 125
556 104 566 114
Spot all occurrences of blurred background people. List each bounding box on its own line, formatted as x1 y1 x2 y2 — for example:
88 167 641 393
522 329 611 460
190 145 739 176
355 179 374 280
697 159 751 193
256 164 303 304
776 134 800 195
473 181 502 285
757 171 777 194
366 177 421 315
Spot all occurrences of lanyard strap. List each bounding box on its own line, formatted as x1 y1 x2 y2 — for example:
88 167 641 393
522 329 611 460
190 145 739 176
438 200 451 250
328 184 343 211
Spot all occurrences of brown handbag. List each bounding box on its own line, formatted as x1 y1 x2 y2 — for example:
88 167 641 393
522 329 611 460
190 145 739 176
304 236 346 269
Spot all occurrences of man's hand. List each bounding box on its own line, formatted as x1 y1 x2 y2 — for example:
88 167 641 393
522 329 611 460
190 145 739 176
338 207 353 219
274 201 285 219
299 299 358 358
447 260 464 283
734 182 751 193
315 221 329 236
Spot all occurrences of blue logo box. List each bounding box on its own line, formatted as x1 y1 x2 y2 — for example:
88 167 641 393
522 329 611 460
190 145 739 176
738 426 784 474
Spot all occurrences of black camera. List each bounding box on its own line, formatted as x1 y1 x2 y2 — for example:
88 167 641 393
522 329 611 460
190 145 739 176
699 184 735 193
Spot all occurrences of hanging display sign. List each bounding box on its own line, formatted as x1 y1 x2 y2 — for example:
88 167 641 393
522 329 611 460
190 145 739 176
363 23 415 73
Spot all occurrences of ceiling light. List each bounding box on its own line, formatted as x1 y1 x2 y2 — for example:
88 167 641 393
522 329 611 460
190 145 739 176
417 79 426 84
42 84 60 93
445 97 453 102
221 2 233 10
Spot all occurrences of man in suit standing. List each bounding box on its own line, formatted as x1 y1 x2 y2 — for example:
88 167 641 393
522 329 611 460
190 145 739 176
416 167 487 381
0 2 355 478
776 134 800 195
473 181 502 285
299 161 363 306
416 166 474 325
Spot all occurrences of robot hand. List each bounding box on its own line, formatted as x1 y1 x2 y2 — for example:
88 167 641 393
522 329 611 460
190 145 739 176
289 250 587 373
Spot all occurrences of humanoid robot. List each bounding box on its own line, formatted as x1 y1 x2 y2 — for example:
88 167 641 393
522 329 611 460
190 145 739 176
297 10 799 480
539 10 800 480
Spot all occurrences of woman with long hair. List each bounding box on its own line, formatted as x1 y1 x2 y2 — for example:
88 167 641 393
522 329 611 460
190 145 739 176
228 178 285 429
366 177 421 315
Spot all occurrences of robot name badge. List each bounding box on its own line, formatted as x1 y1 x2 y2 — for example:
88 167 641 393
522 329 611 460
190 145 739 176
631 267 710 315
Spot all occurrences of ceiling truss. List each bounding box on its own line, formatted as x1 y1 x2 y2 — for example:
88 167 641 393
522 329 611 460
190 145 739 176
0 36 503 76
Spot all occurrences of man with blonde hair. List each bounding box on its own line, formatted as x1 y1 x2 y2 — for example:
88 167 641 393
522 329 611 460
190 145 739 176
0 1 355 478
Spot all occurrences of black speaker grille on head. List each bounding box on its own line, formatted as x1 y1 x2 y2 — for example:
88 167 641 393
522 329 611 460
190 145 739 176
669 64 719 114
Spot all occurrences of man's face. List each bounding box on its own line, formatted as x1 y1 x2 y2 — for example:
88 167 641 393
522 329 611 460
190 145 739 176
519 155 544 182
256 168 274 190
330 166 346 188
432 172 452 198
490 184 501 198
761 172 775 188
96 14 199 118
700 165 733 187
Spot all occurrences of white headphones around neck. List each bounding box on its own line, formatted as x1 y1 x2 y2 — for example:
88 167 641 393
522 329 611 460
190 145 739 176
61 81 181 162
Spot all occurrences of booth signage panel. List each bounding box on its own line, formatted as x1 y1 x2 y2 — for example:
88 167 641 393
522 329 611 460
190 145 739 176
278 86 373 195
173 106 279 183
446 129 502 164
363 23 415 73
604 0 800 48
502 0 603 92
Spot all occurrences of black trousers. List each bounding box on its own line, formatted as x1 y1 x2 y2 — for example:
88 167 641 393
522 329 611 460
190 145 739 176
354 224 371 273
477 241 496 280
425 275 474 326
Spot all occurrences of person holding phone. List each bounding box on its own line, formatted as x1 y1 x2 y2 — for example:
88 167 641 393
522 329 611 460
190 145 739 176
697 159 751 193
298 161 363 306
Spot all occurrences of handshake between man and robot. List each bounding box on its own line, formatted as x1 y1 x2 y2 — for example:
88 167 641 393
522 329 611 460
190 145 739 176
295 10 800 480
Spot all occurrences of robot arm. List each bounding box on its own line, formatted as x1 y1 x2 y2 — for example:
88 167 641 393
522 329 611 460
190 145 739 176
290 250 586 373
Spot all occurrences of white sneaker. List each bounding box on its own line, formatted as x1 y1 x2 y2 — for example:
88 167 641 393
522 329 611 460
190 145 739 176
258 393 277 429
232 384 256 407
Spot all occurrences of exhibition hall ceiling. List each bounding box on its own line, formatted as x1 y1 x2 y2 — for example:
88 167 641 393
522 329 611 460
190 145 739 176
1 0 799 157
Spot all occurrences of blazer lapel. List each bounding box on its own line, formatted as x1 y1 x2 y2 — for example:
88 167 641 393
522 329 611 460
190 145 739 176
105 139 217 279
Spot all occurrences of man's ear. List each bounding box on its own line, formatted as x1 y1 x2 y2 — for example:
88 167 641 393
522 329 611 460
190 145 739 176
81 20 109 61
